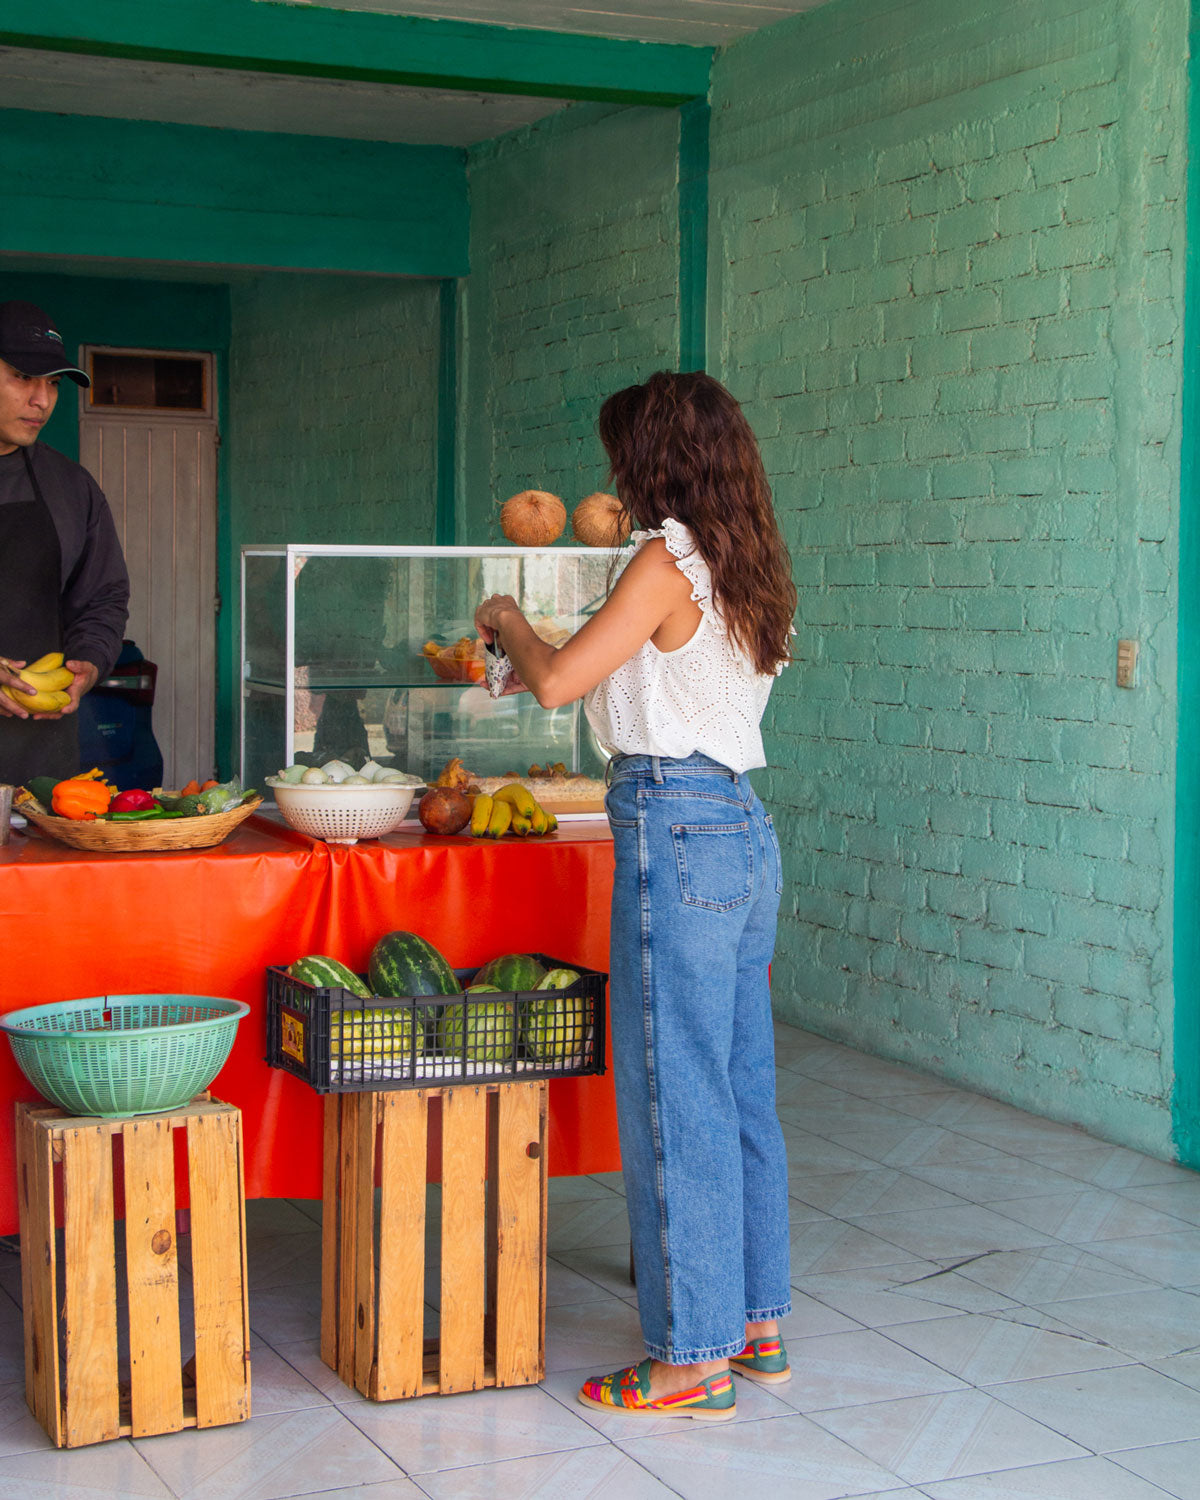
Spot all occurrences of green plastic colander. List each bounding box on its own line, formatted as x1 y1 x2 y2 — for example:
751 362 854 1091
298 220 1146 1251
0 994 249 1117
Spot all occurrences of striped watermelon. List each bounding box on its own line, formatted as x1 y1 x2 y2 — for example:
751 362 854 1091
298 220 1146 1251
368 931 459 998
471 953 546 992
288 955 370 998
438 998 516 1061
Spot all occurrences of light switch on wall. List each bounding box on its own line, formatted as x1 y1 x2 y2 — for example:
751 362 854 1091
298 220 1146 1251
1117 638 1138 689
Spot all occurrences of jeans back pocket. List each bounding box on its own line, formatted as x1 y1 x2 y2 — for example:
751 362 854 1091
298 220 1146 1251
671 822 752 911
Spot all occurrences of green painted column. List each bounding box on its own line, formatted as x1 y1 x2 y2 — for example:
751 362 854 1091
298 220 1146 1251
1173 1 1200 1166
679 98 711 374
437 279 458 547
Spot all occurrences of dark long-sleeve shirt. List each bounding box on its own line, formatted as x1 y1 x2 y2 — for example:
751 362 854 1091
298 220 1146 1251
0 441 130 679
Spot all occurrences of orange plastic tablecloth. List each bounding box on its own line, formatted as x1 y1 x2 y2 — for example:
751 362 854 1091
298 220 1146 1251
0 815 620 1235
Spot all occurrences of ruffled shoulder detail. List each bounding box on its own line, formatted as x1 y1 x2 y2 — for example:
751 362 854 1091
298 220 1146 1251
630 520 712 613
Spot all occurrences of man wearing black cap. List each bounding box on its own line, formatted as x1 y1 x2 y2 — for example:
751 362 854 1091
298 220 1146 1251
0 300 129 786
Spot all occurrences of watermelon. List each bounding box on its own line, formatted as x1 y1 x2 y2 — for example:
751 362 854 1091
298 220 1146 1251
536 968 580 991
368 930 460 998
331 1005 419 1060
523 970 588 1062
288 955 370 998
471 953 546 992
438 997 516 1062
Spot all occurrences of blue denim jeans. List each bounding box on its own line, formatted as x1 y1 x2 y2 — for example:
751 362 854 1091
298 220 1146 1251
605 751 791 1364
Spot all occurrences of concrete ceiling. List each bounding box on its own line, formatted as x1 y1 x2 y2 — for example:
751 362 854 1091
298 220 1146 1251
0 0 830 148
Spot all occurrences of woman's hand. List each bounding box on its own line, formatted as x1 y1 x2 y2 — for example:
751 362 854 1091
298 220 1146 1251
475 594 523 647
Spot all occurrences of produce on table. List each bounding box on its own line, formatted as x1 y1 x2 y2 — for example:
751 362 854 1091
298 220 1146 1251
51 770 114 820
279 943 592 1072
418 785 473 835
272 759 422 788
24 775 62 807
524 969 587 1061
23 769 256 822
109 789 157 814
472 952 547 992
499 489 566 546
438 990 517 1062
572 492 631 548
430 756 594 825
331 1006 418 1060
468 788 556 838
0 650 74 713
288 954 425 1060
288 955 371 998
538 967 581 989
368 930 460 999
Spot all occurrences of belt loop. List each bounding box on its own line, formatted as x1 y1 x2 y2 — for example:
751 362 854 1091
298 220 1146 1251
651 756 663 784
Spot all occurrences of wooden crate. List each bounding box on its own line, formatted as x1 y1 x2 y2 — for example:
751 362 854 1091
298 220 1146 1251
15 1096 250 1447
321 1082 547 1400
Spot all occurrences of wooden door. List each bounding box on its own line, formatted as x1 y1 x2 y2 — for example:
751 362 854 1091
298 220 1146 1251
78 411 219 788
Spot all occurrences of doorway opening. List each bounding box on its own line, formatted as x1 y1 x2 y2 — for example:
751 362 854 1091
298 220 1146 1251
78 347 219 789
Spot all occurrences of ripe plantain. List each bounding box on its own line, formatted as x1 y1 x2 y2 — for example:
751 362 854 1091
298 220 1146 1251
1 651 75 711
1 683 71 713
24 651 65 674
493 782 537 818
486 799 513 839
469 793 494 837
21 666 74 691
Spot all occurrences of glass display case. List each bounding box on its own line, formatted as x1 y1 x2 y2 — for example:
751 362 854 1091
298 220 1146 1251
239 544 623 794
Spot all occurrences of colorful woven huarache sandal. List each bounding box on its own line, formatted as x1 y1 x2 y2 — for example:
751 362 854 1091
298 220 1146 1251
578 1358 736 1422
729 1336 791 1385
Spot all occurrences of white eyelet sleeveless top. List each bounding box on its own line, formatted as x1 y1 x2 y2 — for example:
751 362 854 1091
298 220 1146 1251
583 520 783 774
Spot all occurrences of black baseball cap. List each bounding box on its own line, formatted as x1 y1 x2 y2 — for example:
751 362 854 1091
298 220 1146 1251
0 301 90 386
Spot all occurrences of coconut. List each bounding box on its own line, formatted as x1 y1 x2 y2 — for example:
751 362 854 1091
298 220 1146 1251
572 492 630 548
500 490 566 546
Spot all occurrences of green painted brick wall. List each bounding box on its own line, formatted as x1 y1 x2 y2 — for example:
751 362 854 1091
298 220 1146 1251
710 0 1186 1155
460 103 682 539
228 273 441 550
225 272 442 767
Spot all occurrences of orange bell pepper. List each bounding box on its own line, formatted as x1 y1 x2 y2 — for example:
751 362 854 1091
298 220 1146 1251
52 776 113 820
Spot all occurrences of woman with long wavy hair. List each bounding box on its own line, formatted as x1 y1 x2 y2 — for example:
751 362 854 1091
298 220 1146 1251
476 370 796 1421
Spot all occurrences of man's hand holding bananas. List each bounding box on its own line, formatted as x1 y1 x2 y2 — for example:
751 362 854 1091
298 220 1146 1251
0 651 96 719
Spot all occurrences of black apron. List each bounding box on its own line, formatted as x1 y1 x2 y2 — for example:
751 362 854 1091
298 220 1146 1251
0 450 78 784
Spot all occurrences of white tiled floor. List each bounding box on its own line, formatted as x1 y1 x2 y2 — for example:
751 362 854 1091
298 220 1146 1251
2 1022 1200 1498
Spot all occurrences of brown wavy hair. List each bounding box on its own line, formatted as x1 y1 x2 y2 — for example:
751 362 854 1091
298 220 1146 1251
598 371 796 674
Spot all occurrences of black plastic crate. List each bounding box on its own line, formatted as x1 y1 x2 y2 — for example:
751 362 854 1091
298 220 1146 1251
266 955 607 1093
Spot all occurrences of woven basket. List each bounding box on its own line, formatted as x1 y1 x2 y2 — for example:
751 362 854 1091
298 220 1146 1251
15 792 262 852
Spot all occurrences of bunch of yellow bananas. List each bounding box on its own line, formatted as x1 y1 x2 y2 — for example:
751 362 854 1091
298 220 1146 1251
469 782 559 838
0 651 74 713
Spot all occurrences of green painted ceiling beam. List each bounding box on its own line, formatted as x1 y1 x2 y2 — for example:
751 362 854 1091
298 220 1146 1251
0 0 712 106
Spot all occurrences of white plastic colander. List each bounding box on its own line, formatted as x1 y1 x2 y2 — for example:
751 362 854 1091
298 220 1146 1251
266 778 419 843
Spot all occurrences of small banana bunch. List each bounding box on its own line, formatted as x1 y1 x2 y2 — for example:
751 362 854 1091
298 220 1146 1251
0 651 74 713
470 782 558 838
